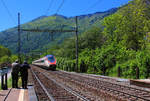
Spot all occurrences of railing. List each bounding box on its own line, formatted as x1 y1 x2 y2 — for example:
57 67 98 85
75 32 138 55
0 67 9 90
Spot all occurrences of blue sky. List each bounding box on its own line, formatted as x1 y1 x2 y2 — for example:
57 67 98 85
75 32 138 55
0 0 130 32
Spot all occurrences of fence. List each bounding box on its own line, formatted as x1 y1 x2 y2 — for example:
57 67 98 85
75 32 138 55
0 67 9 90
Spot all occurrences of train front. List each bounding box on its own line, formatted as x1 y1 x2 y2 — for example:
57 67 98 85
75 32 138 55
46 55 56 70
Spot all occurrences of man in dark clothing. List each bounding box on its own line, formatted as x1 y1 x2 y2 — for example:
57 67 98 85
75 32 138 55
11 60 20 88
20 61 30 89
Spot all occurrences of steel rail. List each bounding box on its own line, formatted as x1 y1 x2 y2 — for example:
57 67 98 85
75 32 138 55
56 71 150 101
41 72 90 101
98 81 150 101
31 68 55 101
60 70 150 93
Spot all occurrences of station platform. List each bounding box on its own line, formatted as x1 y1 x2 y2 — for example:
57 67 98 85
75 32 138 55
130 79 150 88
0 86 37 101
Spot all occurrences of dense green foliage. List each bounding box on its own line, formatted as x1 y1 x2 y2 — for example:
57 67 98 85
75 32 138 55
0 45 11 64
0 45 17 68
44 0 150 79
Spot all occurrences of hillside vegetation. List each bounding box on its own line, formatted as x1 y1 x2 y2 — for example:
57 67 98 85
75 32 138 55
0 45 17 68
0 8 117 54
44 0 150 79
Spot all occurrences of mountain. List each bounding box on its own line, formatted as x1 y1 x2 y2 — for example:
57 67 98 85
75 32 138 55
0 8 117 54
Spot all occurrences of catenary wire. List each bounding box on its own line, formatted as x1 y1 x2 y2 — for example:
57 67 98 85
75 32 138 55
0 0 16 24
45 0 54 15
84 0 103 13
55 0 65 14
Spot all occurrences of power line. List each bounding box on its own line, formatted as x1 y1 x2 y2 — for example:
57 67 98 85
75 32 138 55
45 0 54 15
84 0 103 13
0 0 16 24
56 0 65 14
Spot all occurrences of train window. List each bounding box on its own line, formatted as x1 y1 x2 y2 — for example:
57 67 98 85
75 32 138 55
48 56 55 62
41 60 44 62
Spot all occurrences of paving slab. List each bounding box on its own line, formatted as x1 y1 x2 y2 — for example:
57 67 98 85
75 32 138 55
0 89 10 101
0 88 30 101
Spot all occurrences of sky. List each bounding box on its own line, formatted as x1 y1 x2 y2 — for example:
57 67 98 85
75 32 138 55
0 0 130 32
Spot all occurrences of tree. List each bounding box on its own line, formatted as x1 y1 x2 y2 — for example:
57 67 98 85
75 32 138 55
80 27 104 49
103 0 150 50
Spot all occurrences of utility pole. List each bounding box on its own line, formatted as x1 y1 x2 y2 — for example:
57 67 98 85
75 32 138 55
75 16 78 72
51 32 54 41
46 47 48 55
18 13 21 63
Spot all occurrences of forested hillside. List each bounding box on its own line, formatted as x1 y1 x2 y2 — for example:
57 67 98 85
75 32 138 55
0 8 117 54
46 0 150 79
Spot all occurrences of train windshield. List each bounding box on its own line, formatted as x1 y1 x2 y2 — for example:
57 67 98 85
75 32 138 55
48 56 55 62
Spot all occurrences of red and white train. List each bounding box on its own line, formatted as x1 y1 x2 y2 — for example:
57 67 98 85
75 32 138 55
32 55 56 70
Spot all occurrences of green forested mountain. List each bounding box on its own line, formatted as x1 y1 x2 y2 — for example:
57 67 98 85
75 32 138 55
0 8 117 54
47 0 150 79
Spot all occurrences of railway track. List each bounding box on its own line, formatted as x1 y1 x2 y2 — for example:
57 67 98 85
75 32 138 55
55 71 150 101
31 65 150 101
31 66 90 101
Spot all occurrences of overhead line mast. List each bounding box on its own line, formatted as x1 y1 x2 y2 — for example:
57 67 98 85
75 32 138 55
75 16 78 72
18 13 21 63
21 29 76 33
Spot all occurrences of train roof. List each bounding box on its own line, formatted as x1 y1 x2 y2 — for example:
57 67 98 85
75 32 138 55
32 55 55 63
46 55 54 58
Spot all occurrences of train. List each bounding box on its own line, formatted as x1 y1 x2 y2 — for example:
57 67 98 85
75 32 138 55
32 55 56 70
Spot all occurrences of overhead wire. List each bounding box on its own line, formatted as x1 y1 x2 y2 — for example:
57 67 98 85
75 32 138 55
55 0 65 14
83 0 103 13
45 0 54 15
44 0 56 41
0 0 16 24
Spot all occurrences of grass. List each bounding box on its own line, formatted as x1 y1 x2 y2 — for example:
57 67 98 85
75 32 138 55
0 76 22 90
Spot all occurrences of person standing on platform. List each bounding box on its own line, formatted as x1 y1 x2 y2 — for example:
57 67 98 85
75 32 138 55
11 60 20 88
20 61 30 89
